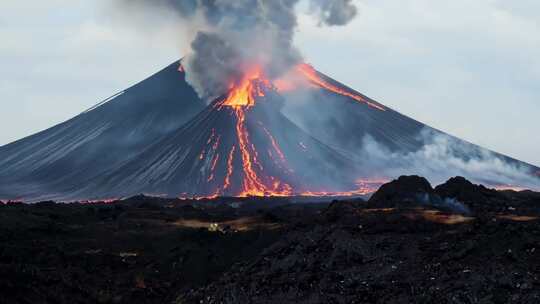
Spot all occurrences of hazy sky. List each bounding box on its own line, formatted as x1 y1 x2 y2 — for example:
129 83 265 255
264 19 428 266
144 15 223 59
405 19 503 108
1 0 539 166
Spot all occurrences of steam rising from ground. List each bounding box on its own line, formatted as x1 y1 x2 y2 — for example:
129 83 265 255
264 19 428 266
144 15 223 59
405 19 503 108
357 129 540 190
118 0 358 100
111 1 540 193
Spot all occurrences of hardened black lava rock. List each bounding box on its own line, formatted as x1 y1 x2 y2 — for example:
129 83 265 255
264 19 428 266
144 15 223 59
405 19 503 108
180 202 540 304
368 175 434 205
1 177 540 304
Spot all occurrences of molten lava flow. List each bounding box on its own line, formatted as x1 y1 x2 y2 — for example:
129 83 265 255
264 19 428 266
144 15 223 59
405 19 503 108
218 68 293 197
190 64 389 198
233 105 292 197
223 146 235 191
207 130 221 182
295 64 386 111
261 126 287 165
222 67 270 108
300 178 388 197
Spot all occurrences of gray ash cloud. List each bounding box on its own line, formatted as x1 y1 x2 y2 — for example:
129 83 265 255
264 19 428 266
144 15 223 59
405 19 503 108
119 0 358 100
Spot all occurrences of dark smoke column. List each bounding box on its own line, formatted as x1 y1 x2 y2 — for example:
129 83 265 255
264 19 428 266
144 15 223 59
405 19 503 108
119 0 359 100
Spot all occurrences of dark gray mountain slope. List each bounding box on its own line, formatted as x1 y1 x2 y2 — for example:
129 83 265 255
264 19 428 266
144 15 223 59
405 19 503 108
1 61 538 201
0 61 204 200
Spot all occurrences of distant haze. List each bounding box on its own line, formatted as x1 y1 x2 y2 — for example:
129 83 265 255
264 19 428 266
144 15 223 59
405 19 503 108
1 0 539 166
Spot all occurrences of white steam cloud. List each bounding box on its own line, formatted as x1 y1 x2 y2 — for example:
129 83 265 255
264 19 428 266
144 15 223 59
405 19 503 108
356 129 540 191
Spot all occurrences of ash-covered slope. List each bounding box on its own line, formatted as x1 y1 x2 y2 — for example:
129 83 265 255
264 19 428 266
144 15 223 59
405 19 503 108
0 61 538 201
0 62 204 200
281 66 540 189
282 83 426 154
76 87 356 199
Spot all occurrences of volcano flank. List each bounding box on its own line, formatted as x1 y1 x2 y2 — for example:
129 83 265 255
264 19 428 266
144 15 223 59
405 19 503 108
0 61 539 201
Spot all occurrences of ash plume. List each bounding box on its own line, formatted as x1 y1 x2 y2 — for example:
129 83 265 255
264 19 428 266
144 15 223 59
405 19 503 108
118 0 359 100
310 0 358 26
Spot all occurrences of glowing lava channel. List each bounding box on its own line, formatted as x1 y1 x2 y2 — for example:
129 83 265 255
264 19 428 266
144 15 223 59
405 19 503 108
295 64 386 111
220 67 293 197
299 178 389 197
182 64 390 199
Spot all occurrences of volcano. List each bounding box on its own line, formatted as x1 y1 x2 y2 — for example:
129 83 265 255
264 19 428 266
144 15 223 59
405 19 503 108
1 61 539 201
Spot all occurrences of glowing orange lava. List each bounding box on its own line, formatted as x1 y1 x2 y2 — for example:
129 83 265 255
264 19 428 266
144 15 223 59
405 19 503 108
295 64 386 111
181 62 392 199
222 67 269 108
223 146 235 190
233 105 292 197
207 130 221 182
262 126 287 165
218 69 293 197
300 178 388 197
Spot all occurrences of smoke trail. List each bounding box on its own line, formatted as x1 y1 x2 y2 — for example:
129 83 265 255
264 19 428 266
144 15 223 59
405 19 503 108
117 0 358 100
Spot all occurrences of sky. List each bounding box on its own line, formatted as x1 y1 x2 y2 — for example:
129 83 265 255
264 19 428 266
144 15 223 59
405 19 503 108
1 0 539 166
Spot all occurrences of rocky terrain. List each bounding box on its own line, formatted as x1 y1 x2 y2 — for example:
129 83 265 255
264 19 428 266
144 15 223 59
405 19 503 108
1 176 540 304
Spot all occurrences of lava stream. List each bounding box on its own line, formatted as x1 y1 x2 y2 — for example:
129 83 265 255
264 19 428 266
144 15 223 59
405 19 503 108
261 125 287 165
300 178 389 197
223 146 235 191
219 67 293 197
295 64 386 111
191 65 388 198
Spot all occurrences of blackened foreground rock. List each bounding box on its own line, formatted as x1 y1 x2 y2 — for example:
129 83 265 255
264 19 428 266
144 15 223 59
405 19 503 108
1 176 540 304
178 209 540 303
180 177 540 304
180 210 540 304
0 197 306 304
435 177 504 205
369 175 434 205
434 177 540 214
367 175 470 214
